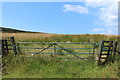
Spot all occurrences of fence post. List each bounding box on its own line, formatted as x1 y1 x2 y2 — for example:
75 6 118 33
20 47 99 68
113 41 118 56
11 36 17 55
0 40 2 55
5 40 9 54
117 40 120 54
2 40 6 56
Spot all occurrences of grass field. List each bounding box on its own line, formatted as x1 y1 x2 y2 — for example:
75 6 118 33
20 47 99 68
2 33 119 42
2 33 120 78
2 54 120 78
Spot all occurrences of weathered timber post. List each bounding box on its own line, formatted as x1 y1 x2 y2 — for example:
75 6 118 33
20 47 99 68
118 36 120 54
2 40 8 56
11 36 17 55
5 40 9 54
0 40 2 55
2 40 5 56
113 41 118 56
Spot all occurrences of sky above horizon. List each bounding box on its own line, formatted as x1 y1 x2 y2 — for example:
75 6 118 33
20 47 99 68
1 1 119 34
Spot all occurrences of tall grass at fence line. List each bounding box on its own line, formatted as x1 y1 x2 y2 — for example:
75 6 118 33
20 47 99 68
2 33 119 42
2 53 120 78
2 33 120 78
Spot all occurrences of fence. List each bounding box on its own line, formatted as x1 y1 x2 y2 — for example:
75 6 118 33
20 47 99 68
97 40 120 65
16 42 97 59
1 36 120 65
1 36 17 56
1 40 12 56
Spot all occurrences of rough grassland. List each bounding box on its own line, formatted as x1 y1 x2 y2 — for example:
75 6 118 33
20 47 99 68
2 33 119 42
2 33 120 78
2 54 120 78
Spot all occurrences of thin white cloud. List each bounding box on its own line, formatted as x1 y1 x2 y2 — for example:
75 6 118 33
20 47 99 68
92 27 118 35
98 2 118 27
85 0 119 7
85 0 118 34
62 0 118 34
92 28 105 32
63 4 89 14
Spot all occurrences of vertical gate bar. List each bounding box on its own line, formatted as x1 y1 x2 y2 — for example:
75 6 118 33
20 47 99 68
93 43 95 60
93 43 95 55
54 43 56 53
16 42 20 54
97 41 103 65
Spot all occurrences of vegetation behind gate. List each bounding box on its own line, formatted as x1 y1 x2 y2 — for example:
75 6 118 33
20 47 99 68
2 33 120 78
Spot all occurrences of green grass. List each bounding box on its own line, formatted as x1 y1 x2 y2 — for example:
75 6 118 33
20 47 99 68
20 35 118 43
2 34 120 78
2 54 120 78
2 33 119 43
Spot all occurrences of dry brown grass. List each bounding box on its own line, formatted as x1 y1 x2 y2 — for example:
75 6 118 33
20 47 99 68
72 34 119 37
2 33 53 40
2 33 119 42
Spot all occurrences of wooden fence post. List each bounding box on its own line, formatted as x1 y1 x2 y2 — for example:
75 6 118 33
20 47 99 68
2 40 8 56
0 40 2 55
118 36 120 54
11 36 17 55
5 40 9 54
113 41 118 56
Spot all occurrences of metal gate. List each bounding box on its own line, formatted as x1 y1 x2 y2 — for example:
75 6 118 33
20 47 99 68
16 42 97 59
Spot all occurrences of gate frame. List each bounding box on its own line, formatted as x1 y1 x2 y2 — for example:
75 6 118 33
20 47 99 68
16 42 97 59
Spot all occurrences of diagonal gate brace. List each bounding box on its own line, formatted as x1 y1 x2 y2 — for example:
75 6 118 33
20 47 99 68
35 43 84 59
55 43 80 58
36 43 55 54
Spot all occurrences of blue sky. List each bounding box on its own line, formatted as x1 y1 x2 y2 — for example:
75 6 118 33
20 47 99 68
1 1 118 34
